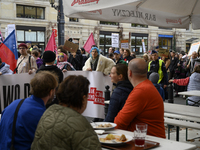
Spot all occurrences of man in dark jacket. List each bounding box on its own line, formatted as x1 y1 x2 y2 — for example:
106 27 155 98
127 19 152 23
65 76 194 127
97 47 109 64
114 50 127 65
68 49 83 70
168 50 179 79
123 49 134 64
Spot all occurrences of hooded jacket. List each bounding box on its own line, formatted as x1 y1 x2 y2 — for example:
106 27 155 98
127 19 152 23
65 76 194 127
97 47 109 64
0 62 13 75
104 80 133 122
153 83 165 101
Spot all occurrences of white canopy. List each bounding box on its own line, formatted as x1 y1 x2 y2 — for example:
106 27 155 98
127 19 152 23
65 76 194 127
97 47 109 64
63 0 200 29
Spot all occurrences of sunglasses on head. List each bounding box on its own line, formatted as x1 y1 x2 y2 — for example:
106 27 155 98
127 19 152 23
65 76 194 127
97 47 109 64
58 56 64 58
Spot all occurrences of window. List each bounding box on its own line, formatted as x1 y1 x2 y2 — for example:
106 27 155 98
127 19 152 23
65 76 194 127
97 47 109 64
99 31 119 55
16 26 46 51
100 21 119 26
131 24 148 28
69 18 79 22
16 5 45 19
131 33 148 55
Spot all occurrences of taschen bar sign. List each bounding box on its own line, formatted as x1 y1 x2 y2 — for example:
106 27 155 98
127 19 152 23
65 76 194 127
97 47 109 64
71 0 100 6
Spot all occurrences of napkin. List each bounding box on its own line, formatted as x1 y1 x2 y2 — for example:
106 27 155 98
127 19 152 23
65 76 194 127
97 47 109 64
95 130 105 135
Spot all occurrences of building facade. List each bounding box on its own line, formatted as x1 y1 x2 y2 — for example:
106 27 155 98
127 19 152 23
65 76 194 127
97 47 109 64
0 0 200 55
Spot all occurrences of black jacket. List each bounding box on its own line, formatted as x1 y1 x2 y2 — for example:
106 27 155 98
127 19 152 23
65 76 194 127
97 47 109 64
104 80 133 122
169 57 179 72
36 65 63 83
68 50 83 70
124 56 134 64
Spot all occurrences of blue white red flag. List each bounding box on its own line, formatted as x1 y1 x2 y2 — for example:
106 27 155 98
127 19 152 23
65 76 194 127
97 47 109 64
0 30 18 71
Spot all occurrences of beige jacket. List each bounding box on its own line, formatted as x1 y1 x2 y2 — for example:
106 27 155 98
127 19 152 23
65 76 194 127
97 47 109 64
82 54 115 75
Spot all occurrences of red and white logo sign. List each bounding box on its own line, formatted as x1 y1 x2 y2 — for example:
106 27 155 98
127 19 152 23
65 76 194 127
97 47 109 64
71 0 100 6
166 18 182 25
88 87 105 106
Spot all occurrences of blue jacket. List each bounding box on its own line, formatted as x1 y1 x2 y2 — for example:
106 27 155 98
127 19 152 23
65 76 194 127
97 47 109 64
104 80 133 122
0 95 46 150
153 83 165 101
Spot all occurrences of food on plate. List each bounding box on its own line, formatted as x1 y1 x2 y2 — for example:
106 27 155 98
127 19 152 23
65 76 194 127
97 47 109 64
97 123 113 128
119 134 127 141
99 134 127 143
105 134 116 140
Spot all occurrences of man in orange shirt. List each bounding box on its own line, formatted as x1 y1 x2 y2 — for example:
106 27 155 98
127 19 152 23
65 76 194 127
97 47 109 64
114 58 165 138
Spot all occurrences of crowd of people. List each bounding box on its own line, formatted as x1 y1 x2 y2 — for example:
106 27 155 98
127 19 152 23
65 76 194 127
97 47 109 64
0 41 200 149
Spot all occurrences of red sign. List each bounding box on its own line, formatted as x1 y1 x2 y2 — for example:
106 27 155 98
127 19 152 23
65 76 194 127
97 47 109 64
88 87 105 105
71 0 99 6
52 29 57 37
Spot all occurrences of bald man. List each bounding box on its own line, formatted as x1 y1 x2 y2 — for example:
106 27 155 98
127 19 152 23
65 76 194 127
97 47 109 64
114 58 166 138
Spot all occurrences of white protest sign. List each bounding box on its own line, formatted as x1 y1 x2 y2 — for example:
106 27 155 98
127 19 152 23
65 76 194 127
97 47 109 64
0 71 112 119
188 42 200 56
6 24 16 38
112 33 119 48
142 39 146 53
121 39 129 49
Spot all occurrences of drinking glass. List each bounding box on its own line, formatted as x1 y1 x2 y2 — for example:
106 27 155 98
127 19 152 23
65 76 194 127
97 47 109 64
134 123 148 147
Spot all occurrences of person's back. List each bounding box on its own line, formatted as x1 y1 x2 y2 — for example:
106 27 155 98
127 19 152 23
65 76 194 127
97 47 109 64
0 96 46 150
0 61 13 75
114 58 165 138
0 71 58 150
187 72 200 105
149 72 165 100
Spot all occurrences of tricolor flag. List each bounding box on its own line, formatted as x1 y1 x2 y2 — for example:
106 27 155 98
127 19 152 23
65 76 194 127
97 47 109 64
0 30 18 71
83 33 95 53
45 31 57 53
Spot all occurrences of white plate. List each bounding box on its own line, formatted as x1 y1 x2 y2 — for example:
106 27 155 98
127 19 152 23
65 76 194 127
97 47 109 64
98 133 133 145
90 122 117 130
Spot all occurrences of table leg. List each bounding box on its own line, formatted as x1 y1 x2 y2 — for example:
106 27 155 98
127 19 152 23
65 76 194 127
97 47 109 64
176 126 179 141
168 125 170 139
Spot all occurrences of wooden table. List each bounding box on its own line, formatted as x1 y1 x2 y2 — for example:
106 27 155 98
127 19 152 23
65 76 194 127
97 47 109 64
178 90 200 97
102 129 197 150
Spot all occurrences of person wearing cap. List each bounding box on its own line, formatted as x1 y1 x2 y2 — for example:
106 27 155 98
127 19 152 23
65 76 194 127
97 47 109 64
16 43 37 74
149 72 165 100
168 50 179 79
114 50 127 65
148 50 168 90
36 51 63 83
83 47 115 75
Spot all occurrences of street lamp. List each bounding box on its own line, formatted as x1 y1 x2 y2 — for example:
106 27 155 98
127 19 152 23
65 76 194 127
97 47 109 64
49 0 65 46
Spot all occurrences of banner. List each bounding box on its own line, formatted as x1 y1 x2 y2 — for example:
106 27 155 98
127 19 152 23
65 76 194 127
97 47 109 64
112 33 119 48
0 71 112 119
188 42 200 56
120 39 129 49
158 48 169 58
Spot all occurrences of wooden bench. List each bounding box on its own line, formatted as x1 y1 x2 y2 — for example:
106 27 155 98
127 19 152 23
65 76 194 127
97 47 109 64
164 103 200 141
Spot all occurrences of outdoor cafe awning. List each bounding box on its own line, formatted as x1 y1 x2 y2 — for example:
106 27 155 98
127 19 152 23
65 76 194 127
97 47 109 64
63 0 200 30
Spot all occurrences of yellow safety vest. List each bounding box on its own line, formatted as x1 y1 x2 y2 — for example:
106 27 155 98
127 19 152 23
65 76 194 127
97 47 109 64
148 59 164 83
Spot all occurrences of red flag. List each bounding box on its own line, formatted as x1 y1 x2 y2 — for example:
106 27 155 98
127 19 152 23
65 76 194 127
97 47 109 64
45 31 57 52
83 33 95 53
